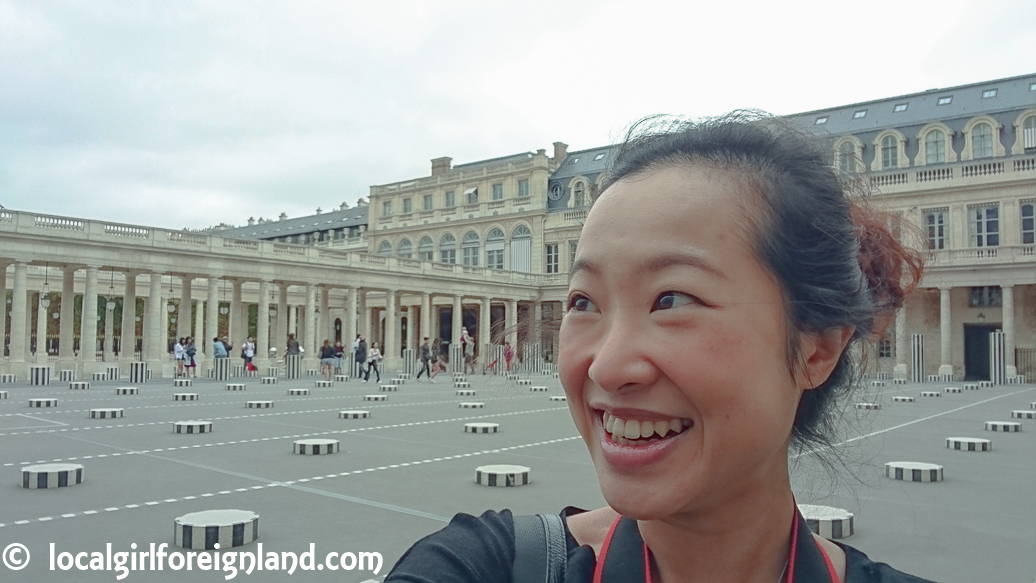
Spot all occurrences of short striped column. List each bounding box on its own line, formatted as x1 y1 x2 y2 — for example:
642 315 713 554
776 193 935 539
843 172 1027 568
59 370 75 382
549 395 567 402
174 393 199 401
517 379 531 386
285 355 302 379
984 421 1021 432
855 402 880 410
455 381 471 389
246 401 273 408
465 422 499 434
260 377 277 384
530 386 548 392
21 463 84 489
885 462 943 483
979 380 994 388
315 380 333 388
963 383 980 390
946 437 991 451
90 408 124 419
106 365 120 381
379 384 397 392
29 366 51 386
459 402 484 409
293 438 339 455
174 510 258 551
214 358 231 381
91 372 107 381
364 394 386 401
456 389 476 396
334 375 349 382
306 369 319 377
989 331 1005 386
944 386 962 394
173 379 192 387
1011 410 1036 420
339 410 370 419
0 374 15 383
402 348 416 377
267 366 281 378
476 464 529 487
69 381 90 390
174 421 212 434
910 334 924 383
129 362 148 383
892 378 907 385
798 504 853 539
288 388 310 396
29 398 58 407
226 383 246 391
891 396 914 403
232 365 244 377
0 391 7 399
920 391 941 398
449 343 463 374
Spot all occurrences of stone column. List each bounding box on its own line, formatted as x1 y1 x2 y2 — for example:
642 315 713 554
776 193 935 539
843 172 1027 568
8 262 28 366
80 266 99 365
534 301 543 346
206 275 219 357
287 303 297 339
230 278 242 344
304 284 316 361
479 297 492 354
357 289 367 338
177 276 192 340
346 287 358 346
276 283 288 353
102 296 115 361
452 295 463 346
257 280 271 366
506 299 518 348
1003 285 1016 377
120 272 137 359
146 272 164 366
0 262 7 361
938 287 953 377
893 307 907 379
193 296 204 347
35 290 47 361
58 266 77 366
420 292 431 341
320 286 330 344
160 290 169 357
384 289 398 368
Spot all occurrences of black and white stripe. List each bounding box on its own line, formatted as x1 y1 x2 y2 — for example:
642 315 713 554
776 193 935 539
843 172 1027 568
246 401 273 409
1010 410 1036 420
984 421 1021 432
90 408 124 419
91 372 107 381
288 388 310 396
910 334 924 383
214 358 231 381
261 377 277 384
456 389 476 396
338 410 370 419
69 381 90 390
293 438 339 455
946 437 991 451
29 366 51 386
798 504 854 539
475 464 530 487
459 402 484 408
21 463 84 489
891 396 914 403
174 510 259 550
173 393 199 401
174 421 213 434
129 362 148 384
464 423 500 434
920 391 941 397
315 380 333 387
59 370 75 382
173 379 192 387
364 394 387 401
226 383 246 391
855 402 881 410
115 387 138 395
29 398 58 408
884 461 943 483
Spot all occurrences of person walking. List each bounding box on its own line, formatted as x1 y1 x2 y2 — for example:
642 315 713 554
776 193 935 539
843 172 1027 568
319 340 335 380
416 337 435 383
355 336 368 378
364 341 382 383
242 337 255 371
174 338 186 378
460 327 475 375
333 341 345 375
430 337 445 381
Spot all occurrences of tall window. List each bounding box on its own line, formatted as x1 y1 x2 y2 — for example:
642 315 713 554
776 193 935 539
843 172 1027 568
398 238 413 259
378 240 392 256
382 201 392 216
838 142 855 174
402 198 412 213
486 228 505 270
545 243 559 274
439 234 457 264
511 225 532 273
924 209 947 250
878 335 893 358
491 183 503 201
1022 201 1035 245
969 286 1002 307
517 179 529 198
418 236 434 261
573 181 586 206
925 130 946 164
423 194 433 211
969 204 999 247
445 191 455 207
462 231 480 266
1024 116 1036 152
569 241 578 268
881 136 898 169
465 187 478 205
972 123 994 158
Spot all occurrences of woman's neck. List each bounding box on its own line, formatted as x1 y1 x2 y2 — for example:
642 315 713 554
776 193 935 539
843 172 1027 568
639 480 795 583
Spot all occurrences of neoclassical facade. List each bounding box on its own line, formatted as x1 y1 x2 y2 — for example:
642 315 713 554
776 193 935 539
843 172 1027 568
2 73 1034 380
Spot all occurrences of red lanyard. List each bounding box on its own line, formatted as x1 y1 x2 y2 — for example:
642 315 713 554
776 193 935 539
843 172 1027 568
591 509 839 583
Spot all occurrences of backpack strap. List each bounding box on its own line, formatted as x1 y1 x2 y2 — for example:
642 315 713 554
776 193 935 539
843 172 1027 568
512 513 567 583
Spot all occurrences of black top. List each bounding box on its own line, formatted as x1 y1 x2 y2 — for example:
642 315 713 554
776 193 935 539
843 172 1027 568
320 345 336 359
385 509 935 583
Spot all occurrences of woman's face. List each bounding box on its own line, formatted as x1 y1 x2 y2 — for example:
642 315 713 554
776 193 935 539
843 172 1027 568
559 165 805 520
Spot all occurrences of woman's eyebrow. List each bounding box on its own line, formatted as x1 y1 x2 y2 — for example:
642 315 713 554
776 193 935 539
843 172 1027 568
638 252 728 280
568 258 600 283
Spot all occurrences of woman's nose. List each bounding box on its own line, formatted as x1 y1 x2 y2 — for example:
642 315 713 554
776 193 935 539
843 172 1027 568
586 314 657 394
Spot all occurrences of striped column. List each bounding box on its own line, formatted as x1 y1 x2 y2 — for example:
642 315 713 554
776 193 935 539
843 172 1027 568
214 358 231 381
402 348 416 376
129 362 149 383
989 331 1006 385
286 354 302 379
449 343 463 374
910 334 924 383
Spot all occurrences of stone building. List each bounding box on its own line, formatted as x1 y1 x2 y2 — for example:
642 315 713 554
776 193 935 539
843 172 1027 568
1 73 1033 381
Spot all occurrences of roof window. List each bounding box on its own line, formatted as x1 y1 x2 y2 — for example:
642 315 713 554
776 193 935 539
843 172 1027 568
1030 82 1036 91
814 116 828 125
853 110 867 119
937 96 952 105
593 153 605 161
981 89 997 99
893 103 908 113
570 157 580 164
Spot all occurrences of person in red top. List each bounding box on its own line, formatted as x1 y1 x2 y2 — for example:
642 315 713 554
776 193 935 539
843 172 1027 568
387 113 930 583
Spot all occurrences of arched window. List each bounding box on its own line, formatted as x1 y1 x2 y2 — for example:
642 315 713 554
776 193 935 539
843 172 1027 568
486 228 505 270
573 181 586 207
511 225 532 273
1023 116 1036 152
972 123 993 159
925 130 946 164
881 136 898 169
397 238 412 259
418 236 434 262
838 142 855 174
462 231 480 267
440 233 456 264
377 240 392 256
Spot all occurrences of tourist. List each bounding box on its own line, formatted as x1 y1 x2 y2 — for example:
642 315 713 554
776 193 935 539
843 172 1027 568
460 327 475 375
355 336 368 378
364 341 382 383
183 337 197 377
319 340 336 380
174 337 185 378
242 337 255 371
416 337 434 382
333 340 345 374
212 337 228 359
385 113 928 582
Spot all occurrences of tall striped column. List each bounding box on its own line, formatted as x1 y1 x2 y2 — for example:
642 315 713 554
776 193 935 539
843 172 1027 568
989 331 1005 385
402 348 416 376
120 271 137 359
910 334 924 383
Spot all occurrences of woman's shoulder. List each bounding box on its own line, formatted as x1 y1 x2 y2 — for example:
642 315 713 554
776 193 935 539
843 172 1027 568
385 509 516 582
841 543 937 583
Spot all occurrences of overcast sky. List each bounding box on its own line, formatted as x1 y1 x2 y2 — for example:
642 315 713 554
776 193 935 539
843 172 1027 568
1 0 1033 230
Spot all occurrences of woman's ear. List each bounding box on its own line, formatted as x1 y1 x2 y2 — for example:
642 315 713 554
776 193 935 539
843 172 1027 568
797 326 855 390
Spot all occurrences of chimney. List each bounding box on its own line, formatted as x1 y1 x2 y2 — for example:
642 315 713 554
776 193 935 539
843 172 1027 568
536 149 546 157
553 142 568 164
279 212 287 221
356 198 368 207
315 207 322 214
247 217 255 226
431 157 452 177
339 201 350 210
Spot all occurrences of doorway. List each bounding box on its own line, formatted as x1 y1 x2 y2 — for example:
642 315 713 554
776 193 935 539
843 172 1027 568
963 324 999 381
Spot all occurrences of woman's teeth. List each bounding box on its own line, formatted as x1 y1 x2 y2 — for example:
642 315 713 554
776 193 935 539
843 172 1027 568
602 412 691 443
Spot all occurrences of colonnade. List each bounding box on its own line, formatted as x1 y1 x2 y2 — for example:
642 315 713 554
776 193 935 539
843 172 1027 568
0 261 554 378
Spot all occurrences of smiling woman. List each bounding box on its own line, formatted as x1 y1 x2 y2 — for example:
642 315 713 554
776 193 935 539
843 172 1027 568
385 113 928 583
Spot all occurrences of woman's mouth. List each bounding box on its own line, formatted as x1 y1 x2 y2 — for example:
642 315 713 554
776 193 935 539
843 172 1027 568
601 411 692 446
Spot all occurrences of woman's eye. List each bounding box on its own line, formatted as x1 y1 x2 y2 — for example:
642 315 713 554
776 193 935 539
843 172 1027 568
567 294 597 313
653 291 696 311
